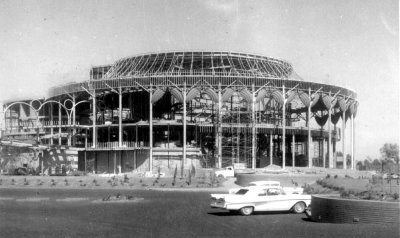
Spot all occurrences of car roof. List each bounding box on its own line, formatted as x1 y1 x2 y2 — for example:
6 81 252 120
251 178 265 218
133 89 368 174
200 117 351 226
249 181 280 185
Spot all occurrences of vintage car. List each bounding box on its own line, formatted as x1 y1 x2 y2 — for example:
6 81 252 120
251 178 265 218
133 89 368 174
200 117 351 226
210 187 311 216
228 181 304 195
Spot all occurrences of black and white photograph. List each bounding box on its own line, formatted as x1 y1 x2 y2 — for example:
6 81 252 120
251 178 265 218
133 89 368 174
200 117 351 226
0 0 398 237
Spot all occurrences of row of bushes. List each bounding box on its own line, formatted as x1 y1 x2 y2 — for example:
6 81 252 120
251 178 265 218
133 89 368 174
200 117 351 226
316 178 399 202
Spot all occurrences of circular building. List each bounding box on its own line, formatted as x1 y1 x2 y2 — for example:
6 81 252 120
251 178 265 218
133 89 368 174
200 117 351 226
1 51 358 174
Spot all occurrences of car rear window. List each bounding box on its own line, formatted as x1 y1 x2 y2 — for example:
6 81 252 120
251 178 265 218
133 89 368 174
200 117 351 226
235 189 249 195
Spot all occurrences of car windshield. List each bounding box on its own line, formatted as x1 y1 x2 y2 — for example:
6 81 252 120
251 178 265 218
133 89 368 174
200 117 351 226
235 189 249 195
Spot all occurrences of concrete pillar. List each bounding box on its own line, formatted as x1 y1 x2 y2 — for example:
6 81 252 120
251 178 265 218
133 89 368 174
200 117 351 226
251 83 256 169
92 91 97 148
308 88 312 168
218 83 222 168
328 92 332 168
342 110 346 169
72 94 76 146
282 85 286 169
149 84 153 172
270 133 273 165
292 134 295 168
50 103 54 145
119 87 123 147
183 82 187 168
351 113 355 170
58 102 62 146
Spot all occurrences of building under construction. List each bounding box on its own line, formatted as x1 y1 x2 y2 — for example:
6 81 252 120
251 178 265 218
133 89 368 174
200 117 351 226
0 51 359 174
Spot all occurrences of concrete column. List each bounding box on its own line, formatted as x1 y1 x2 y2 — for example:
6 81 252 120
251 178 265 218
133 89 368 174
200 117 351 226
351 113 355 170
58 102 62 146
119 87 123 147
292 134 295 168
282 85 286 169
217 83 222 168
92 91 97 148
270 133 273 165
149 84 153 172
328 92 332 168
251 83 256 169
308 88 312 168
50 103 54 145
342 110 346 169
183 82 187 168
72 94 76 146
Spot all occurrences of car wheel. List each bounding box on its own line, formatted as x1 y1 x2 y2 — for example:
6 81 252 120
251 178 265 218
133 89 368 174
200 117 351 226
292 202 306 214
239 206 254 216
217 174 224 179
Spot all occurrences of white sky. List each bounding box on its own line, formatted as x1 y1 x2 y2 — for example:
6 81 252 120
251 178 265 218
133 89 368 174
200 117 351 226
0 0 398 160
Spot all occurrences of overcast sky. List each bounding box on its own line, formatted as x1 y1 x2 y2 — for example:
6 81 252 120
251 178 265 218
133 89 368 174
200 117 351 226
0 0 398 160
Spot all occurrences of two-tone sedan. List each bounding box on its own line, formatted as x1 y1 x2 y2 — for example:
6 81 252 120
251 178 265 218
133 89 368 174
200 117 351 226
210 187 311 216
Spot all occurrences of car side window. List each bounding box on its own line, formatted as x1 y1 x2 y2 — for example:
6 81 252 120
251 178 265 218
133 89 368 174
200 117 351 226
267 188 280 196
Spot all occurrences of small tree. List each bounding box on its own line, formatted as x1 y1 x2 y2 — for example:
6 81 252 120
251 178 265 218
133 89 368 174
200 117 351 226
172 165 177 186
191 163 196 178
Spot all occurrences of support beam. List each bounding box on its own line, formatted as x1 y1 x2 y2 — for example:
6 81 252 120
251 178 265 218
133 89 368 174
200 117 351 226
72 94 76 146
292 134 295 168
307 88 312 168
282 85 286 169
351 113 355 170
118 87 123 147
328 91 332 168
58 102 62 146
50 103 53 145
270 133 273 165
342 110 346 169
251 82 256 169
149 84 153 172
183 82 187 168
92 90 97 148
218 82 222 168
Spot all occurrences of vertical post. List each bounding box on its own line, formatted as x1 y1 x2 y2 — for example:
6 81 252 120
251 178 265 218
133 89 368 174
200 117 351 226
72 94 76 146
183 82 187 168
322 131 325 168
351 113 355 170
119 87 123 147
270 133 273 165
342 110 346 169
251 82 256 169
113 151 116 174
149 84 153 172
282 85 286 169
292 134 295 168
328 92 332 168
50 104 54 145
308 88 312 168
58 102 62 146
218 82 222 168
92 90 97 148
84 151 87 174
85 128 88 149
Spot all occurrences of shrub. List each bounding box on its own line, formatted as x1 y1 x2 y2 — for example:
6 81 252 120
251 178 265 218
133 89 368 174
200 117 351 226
394 193 399 200
334 175 338 179
326 174 331 179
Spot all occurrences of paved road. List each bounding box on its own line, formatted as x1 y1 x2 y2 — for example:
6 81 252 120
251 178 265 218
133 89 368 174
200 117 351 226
0 188 398 238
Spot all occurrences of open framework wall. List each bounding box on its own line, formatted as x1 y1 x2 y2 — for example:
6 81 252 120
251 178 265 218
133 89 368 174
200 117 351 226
0 52 358 173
